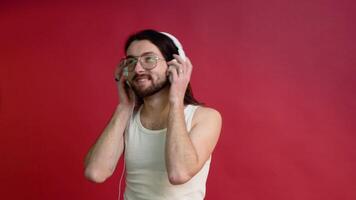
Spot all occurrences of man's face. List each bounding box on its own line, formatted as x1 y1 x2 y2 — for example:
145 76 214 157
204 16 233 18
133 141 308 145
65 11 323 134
125 40 169 98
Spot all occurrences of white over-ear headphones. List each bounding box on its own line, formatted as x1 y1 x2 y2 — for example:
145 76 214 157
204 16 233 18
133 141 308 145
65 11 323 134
160 32 187 83
160 32 186 61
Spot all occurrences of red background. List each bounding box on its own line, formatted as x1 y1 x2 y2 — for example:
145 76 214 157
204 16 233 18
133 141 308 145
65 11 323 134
1 0 355 199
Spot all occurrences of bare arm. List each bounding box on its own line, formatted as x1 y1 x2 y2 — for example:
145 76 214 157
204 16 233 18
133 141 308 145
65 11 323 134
84 105 132 183
166 104 222 185
84 64 135 183
165 55 222 185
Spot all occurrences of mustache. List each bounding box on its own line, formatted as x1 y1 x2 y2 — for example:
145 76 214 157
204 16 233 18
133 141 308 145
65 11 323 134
132 74 151 81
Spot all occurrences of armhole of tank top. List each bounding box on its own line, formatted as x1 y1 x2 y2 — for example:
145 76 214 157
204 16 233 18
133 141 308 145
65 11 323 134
124 110 136 151
188 105 213 163
127 107 140 132
186 105 200 132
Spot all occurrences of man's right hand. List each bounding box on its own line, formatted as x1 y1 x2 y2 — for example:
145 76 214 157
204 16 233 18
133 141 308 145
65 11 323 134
115 64 136 110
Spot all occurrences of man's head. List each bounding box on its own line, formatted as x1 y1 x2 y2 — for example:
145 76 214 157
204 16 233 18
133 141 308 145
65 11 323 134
122 29 201 106
125 39 170 99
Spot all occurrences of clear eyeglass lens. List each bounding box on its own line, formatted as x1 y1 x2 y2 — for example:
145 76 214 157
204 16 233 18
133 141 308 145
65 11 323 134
122 55 159 71
123 58 137 71
141 55 157 68
126 58 137 66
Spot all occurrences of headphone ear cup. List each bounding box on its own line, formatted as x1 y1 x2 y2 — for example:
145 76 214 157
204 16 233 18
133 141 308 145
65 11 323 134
123 67 129 77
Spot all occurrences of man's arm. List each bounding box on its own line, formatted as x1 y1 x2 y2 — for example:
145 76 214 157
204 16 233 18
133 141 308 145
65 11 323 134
84 105 131 183
84 64 135 183
165 103 222 185
165 55 222 185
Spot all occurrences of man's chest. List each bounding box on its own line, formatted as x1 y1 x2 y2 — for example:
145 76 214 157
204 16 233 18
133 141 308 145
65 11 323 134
140 115 167 130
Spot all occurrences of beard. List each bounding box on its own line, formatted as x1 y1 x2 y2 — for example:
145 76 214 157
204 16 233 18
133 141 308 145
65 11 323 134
131 74 170 98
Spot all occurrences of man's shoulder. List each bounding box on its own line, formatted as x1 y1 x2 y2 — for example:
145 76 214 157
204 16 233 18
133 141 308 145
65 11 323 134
192 105 222 126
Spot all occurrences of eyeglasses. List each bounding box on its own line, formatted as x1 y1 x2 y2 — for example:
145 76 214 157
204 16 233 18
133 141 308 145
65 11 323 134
119 54 165 72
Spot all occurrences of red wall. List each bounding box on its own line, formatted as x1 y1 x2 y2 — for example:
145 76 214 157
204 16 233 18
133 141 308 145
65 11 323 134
1 0 355 199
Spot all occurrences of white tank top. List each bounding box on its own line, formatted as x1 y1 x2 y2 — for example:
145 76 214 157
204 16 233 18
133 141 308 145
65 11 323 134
124 105 211 200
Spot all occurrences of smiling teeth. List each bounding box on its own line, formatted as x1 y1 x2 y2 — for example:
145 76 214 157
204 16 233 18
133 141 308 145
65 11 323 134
137 78 148 82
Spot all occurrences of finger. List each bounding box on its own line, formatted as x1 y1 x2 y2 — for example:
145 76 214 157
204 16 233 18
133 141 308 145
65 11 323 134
166 58 179 66
185 57 193 76
115 71 128 87
173 64 183 76
115 64 124 81
115 71 125 83
167 65 178 82
173 54 188 74
167 59 184 75
173 54 185 64
177 65 184 75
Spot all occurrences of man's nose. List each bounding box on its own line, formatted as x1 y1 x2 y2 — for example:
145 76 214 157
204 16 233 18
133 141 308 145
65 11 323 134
134 60 145 74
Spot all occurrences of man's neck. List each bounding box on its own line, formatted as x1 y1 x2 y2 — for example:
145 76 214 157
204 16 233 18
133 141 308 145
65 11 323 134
141 87 170 119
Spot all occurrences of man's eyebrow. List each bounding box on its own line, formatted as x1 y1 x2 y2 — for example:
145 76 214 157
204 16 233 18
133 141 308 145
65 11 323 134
126 51 157 58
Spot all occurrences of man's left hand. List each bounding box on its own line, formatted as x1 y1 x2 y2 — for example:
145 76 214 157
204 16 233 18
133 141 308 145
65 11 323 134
166 54 193 106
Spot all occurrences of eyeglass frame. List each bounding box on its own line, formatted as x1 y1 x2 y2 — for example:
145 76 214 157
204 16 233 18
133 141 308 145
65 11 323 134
119 52 166 72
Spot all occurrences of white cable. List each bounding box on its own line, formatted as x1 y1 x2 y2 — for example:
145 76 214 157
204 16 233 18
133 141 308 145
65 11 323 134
118 158 126 200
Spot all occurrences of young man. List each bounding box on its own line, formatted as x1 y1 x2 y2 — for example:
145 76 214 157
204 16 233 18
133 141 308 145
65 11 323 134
84 29 222 199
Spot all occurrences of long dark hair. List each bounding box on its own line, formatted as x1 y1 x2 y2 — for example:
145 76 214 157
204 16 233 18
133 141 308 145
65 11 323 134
124 29 202 107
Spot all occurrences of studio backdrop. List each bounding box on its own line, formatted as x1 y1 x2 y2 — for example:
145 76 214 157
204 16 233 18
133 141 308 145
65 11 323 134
1 0 355 199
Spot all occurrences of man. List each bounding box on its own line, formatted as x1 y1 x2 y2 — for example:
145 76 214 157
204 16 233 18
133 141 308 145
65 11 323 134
84 29 222 200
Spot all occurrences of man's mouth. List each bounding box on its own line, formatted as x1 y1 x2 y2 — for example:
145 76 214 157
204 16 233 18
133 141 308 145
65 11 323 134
133 75 151 84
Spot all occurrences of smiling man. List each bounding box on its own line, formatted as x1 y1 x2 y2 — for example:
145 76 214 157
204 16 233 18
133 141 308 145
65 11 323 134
84 29 222 200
